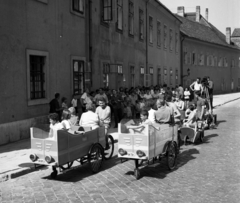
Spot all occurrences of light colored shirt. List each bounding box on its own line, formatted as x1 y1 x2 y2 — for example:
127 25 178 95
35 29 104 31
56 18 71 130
79 111 99 129
61 120 71 130
148 108 156 123
144 94 152 100
71 98 77 107
184 91 191 100
49 122 63 138
94 93 108 104
81 93 92 105
95 106 111 124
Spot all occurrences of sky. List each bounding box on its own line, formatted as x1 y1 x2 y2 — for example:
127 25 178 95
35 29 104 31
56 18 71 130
160 0 240 35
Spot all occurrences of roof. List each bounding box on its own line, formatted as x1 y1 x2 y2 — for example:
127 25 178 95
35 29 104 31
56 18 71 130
176 14 240 50
154 0 182 23
232 28 240 37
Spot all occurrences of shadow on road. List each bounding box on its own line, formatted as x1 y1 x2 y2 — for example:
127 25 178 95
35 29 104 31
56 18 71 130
216 120 226 127
41 155 121 182
201 133 218 144
123 148 199 180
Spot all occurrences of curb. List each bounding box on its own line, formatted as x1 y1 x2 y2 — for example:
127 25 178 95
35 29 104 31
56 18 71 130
0 165 47 183
213 97 240 108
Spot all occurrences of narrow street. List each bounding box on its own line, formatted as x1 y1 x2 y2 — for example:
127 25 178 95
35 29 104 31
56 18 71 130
1 100 240 203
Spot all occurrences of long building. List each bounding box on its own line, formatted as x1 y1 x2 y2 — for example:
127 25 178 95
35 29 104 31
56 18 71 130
176 6 240 93
0 0 181 145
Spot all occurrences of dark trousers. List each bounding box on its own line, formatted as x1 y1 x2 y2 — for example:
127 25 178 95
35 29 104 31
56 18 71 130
113 106 123 127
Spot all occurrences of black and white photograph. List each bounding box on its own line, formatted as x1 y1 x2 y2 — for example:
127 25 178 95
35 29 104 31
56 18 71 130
0 0 240 202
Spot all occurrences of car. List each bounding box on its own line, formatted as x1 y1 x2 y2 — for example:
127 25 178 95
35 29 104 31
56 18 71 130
29 124 114 178
118 120 179 180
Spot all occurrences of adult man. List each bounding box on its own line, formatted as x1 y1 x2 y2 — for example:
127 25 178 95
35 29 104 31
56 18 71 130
94 88 109 104
207 77 214 108
49 93 62 119
154 98 173 124
190 78 203 94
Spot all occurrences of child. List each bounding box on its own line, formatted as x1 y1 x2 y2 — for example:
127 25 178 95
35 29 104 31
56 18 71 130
61 109 71 130
127 110 152 134
183 105 197 127
61 97 68 110
184 87 191 109
48 113 63 138
71 94 78 114
68 107 79 126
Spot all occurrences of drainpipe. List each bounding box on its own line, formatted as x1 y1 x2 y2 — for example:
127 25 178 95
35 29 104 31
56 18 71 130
180 34 185 85
146 0 150 85
88 0 92 89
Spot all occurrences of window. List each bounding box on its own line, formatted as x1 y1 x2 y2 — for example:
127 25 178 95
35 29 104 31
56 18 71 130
139 9 144 41
184 48 188 64
130 66 135 87
116 0 123 31
214 56 217 67
73 60 85 94
157 68 161 85
164 25 167 49
117 65 123 86
101 0 112 23
218 57 223 67
175 69 178 85
30 56 46 100
157 21 161 47
175 32 179 53
163 68 167 84
187 52 191 64
72 0 84 14
103 63 110 88
199 54 205 66
192 52 196 65
145 67 150 86
149 16 153 44
129 0 134 36
140 66 144 86
150 67 154 86
224 58 228 67
207 55 210 66
27 50 49 106
169 69 173 86
169 29 173 51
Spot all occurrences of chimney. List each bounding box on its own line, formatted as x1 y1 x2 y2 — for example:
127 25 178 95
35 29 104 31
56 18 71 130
205 8 208 21
177 6 185 17
226 27 231 44
196 6 200 22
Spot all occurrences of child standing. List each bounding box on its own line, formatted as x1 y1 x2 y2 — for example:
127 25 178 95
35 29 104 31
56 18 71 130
61 97 68 110
184 87 191 109
61 109 71 130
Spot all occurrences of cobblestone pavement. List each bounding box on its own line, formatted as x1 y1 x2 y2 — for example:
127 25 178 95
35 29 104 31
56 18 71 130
1 100 240 203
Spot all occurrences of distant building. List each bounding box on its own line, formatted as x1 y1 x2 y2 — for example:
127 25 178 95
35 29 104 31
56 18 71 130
231 28 240 48
176 6 240 93
0 0 181 145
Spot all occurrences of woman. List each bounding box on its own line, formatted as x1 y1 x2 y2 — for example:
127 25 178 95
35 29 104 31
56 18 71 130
79 103 99 130
80 88 92 112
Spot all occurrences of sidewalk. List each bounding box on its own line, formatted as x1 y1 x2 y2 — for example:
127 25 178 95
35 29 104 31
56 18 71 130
1 92 240 182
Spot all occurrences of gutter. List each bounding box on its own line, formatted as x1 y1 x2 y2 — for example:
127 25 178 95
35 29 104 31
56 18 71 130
146 0 150 80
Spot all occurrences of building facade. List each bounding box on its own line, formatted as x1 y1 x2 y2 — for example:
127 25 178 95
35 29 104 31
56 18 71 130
177 6 240 94
0 0 181 145
90 0 181 90
0 0 88 145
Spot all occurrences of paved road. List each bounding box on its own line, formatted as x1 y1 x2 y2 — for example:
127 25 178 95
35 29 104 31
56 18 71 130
1 100 240 203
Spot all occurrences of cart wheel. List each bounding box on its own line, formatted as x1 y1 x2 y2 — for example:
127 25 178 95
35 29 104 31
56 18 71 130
199 131 204 143
134 168 140 180
104 135 114 160
51 171 58 179
59 162 73 170
166 142 177 171
184 136 189 146
88 143 103 173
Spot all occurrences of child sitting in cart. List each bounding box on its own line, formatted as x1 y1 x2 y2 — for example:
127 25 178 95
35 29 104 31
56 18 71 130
48 113 63 139
126 110 152 134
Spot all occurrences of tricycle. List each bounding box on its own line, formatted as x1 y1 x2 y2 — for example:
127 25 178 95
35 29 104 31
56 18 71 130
29 124 114 178
118 120 179 180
